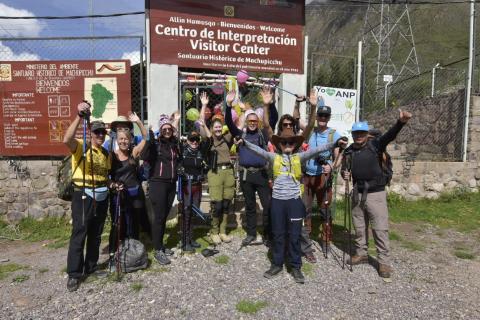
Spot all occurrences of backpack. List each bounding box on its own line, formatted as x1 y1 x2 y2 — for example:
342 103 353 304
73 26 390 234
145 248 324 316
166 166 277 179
57 155 82 201
57 144 109 201
365 141 393 186
115 238 148 273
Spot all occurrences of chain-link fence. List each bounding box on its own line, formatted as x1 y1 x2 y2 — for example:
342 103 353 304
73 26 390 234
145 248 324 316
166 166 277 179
308 52 356 91
0 36 145 120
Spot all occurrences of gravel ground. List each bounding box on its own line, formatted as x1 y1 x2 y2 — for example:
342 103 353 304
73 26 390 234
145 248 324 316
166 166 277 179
1 224 479 320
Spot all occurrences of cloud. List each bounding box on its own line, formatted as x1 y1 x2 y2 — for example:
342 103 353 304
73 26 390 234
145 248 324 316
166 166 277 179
0 41 40 60
121 50 144 64
0 3 46 37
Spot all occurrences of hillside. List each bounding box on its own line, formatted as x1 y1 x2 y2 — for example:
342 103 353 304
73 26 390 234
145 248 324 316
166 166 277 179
305 1 473 71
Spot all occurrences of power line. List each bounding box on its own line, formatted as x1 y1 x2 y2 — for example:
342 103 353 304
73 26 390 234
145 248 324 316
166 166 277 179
309 0 480 6
0 11 144 20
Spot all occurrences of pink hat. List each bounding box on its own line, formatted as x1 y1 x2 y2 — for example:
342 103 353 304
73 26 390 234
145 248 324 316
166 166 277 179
158 114 172 130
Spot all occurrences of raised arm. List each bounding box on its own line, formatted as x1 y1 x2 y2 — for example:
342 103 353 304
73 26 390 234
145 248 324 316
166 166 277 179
130 112 147 159
197 119 211 138
171 111 181 138
302 89 317 140
63 102 90 153
260 86 274 140
225 90 242 137
377 109 412 150
298 143 335 163
243 139 275 163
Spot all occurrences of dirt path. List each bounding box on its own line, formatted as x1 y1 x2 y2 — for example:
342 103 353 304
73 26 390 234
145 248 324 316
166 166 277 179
1 224 479 320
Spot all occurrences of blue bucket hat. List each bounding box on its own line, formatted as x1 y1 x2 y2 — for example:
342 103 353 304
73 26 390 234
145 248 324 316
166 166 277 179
351 121 369 132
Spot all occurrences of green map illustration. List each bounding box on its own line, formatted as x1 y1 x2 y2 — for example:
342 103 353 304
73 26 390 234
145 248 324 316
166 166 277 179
90 83 113 118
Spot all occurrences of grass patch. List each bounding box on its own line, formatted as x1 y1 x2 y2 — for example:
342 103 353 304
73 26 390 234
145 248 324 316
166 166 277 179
400 239 425 251
332 190 480 234
130 282 143 292
39 268 49 274
236 300 268 314
454 250 475 260
12 274 29 283
0 263 25 280
388 190 480 233
214 255 229 265
0 217 71 247
61 266 67 274
389 230 402 241
302 262 315 277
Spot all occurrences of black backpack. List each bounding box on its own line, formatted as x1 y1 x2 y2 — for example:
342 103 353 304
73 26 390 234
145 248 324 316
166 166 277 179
367 141 393 186
115 238 148 273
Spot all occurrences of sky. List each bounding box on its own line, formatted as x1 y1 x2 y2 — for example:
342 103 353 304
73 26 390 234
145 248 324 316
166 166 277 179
0 0 145 62
0 1 315 62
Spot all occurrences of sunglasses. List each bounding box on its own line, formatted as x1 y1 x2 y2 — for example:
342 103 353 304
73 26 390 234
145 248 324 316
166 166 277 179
280 140 295 147
162 127 173 133
282 122 294 128
247 120 258 125
188 137 200 143
317 114 330 118
117 127 130 132
93 129 106 135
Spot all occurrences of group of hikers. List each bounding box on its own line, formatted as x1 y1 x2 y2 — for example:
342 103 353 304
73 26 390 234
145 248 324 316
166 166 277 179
63 86 412 292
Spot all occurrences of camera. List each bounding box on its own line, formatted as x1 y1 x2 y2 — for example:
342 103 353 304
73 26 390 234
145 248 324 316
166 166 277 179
314 155 328 166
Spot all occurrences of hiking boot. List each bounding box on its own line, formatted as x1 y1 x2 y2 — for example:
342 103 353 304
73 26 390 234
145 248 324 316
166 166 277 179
263 265 282 279
154 250 171 265
182 244 196 254
190 240 201 248
242 235 256 246
304 251 317 264
67 277 80 292
210 234 221 245
347 255 368 266
378 263 393 278
164 248 174 256
219 233 232 243
291 268 305 284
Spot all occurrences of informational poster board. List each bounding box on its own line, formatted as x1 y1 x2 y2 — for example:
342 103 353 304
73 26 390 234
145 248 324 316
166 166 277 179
0 60 131 156
148 0 305 74
314 86 358 137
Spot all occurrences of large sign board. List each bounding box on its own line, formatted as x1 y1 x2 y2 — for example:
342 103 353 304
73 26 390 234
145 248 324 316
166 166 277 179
314 86 358 137
148 0 305 74
0 60 131 156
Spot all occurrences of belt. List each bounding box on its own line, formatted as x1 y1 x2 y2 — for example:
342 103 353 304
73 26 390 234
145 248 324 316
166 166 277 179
73 185 107 191
241 166 265 173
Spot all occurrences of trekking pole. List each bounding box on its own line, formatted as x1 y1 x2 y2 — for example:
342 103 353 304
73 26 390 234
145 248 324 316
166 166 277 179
86 113 96 217
177 174 186 252
323 174 330 259
81 117 88 226
115 189 122 279
343 154 353 272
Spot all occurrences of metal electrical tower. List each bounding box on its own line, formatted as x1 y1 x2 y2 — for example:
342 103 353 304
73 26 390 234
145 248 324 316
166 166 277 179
363 0 420 89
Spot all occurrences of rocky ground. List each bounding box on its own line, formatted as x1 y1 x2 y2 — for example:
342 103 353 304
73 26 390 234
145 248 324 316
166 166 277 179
1 223 479 320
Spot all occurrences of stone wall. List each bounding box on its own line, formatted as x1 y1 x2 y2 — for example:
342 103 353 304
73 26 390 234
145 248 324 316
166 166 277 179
1 95 480 223
365 89 465 161
0 159 71 223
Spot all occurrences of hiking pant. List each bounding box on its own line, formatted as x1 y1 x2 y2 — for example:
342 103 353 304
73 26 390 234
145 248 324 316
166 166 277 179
182 181 202 244
351 190 390 265
208 168 234 235
303 174 333 234
300 225 314 254
240 169 271 239
67 190 108 279
108 187 145 253
149 180 176 251
270 197 305 270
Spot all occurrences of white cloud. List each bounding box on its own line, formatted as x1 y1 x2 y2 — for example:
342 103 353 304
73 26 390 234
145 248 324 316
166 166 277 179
121 50 144 64
0 41 40 61
0 3 45 37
